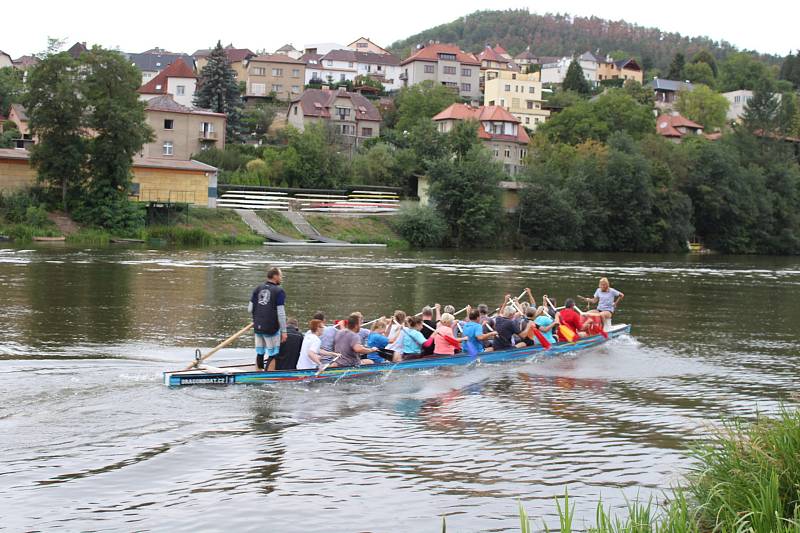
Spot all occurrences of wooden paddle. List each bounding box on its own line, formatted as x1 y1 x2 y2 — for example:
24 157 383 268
185 322 254 370
315 352 342 376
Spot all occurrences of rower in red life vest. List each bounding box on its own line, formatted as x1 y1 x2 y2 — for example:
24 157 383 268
555 298 592 342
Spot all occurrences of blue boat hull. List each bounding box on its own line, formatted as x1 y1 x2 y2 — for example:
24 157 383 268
164 324 631 387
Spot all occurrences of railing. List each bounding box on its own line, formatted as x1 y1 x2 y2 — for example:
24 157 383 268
199 131 218 140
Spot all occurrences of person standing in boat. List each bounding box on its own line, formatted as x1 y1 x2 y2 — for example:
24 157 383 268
580 277 624 324
249 267 287 370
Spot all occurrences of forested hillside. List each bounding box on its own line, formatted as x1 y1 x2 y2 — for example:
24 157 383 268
389 9 780 73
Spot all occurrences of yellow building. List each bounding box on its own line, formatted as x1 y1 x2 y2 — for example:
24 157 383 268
483 69 550 130
0 148 217 207
193 45 254 82
596 58 644 84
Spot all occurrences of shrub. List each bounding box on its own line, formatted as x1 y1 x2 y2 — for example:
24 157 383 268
393 204 447 248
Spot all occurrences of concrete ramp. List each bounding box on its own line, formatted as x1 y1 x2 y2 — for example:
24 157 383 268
234 209 306 243
283 210 349 244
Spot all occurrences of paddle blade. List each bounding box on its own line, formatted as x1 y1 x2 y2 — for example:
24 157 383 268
531 328 552 350
558 325 578 343
444 335 462 350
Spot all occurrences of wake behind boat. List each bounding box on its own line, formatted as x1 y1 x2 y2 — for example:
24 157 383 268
164 323 631 386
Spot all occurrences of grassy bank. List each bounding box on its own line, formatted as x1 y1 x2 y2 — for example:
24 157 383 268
257 210 306 240
446 408 800 532
307 214 407 247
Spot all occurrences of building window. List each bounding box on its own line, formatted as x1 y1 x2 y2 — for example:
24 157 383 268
340 124 355 135
526 100 534 109
291 85 300 93
424 64 435 74
461 68 472 77
272 84 282 92
252 67 266 76
348 62 353 68
357 42 368 48
512 73 517 80
529 86 535 94
162 142 173 156
340 74 346 81
272 68 283 77
327 60 333 66
525 117 530 124
443 66 457 75
377 65 382 71
504 84 511 91
251 82 266 95
335 106 351 117
520 148 528 159
362 127 373 137
163 119 174 130
500 99 505 107
461 83 471 92
493 149 499 157
488 100 495 106
438 53 456 61
176 85 185 96
293 106 298 115
504 148 511 158
292 68 300 77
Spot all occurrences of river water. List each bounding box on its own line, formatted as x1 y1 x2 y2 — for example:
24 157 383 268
0 245 798 532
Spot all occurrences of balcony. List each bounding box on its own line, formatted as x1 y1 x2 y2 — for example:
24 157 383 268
199 131 218 141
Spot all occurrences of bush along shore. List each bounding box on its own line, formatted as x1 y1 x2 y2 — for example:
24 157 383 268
0 190 407 247
443 408 800 532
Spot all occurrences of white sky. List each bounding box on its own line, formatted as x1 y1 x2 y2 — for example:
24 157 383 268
2 0 797 58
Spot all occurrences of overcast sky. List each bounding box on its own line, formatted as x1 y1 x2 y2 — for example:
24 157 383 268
2 0 797 58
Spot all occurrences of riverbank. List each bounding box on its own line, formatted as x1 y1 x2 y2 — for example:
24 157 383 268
0 206 407 247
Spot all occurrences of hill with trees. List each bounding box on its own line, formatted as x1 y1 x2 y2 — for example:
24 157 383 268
389 9 781 74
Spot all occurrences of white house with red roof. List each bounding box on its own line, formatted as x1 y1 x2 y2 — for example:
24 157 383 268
137 58 198 107
433 103 530 175
400 43 481 102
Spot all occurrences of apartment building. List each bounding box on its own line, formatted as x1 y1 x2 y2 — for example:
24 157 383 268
596 57 644 84
540 51 600 85
483 70 550 129
303 48 402 91
137 58 198 108
433 103 530 176
244 54 306 102
288 87 380 149
141 95 226 160
399 43 481 102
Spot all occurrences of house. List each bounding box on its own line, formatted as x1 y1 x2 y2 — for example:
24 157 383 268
723 90 754 123
649 78 694 109
596 57 643 84
193 45 254 82
275 44 302 60
513 46 541 73
7 103 33 148
483 70 550 130
478 44 519 90
128 48 195 83
244 54 305 102
348 37 391 55
355 51 402 91
303 43 348 56
656 113 704 142
303 48 402 91
141 94 226 161
399 43 481 102
432 103 530 176
287 87 380 149
66 42 88 59
0 50 13 68
137 58 198 107
540 51 599 85
12 55 39 70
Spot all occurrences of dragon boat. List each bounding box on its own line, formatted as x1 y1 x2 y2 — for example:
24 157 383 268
163 323 631 387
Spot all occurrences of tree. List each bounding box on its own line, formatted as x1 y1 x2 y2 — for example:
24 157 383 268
25 52 85 211
77 47 153 231
741 78 781 134
667 53 686 80
718 52 773 92
351 143 398 186
691 50 718 77
194 41 243 142
0 67 24 116
675 85 729 130
622 80 654 107
562 59 590 95
779 50 800 90
544 89 584 109
685 62 716 88
241 104 278 142
282 123 348 188
537 90 654 145
393 80 459 133
353 75 385 95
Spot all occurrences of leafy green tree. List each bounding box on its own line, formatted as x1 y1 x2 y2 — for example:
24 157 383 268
0 67 24 116
0 127 20 148
622 80 654 107
691 50 718 77
675 84 729 130
241 104 278 142
353 75 385 95
427 131 504 247
393 204 447 248
393 80 459 133
537 90 654 145
685 62 716 88
562 59 590 95
778 50 800 90
282 123 348 188
352 143 398 186
194 41 243 142
543 89 584 109
77 47 153 231
24 52 85 212
741 78 781 134
667 53 686 80
718 52 773 92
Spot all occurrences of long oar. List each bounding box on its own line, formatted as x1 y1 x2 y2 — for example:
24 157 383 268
490 289 528 317
362 304 433 328
574 303 608 339
315 352 342 376
185 322 254 370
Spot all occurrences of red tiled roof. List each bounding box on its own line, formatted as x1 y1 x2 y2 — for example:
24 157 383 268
656 114 703 138
293 88 381 122
138 58 197 95
248 53 305 65
494 44 509 56
401 43 479 66
433 103 529 144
